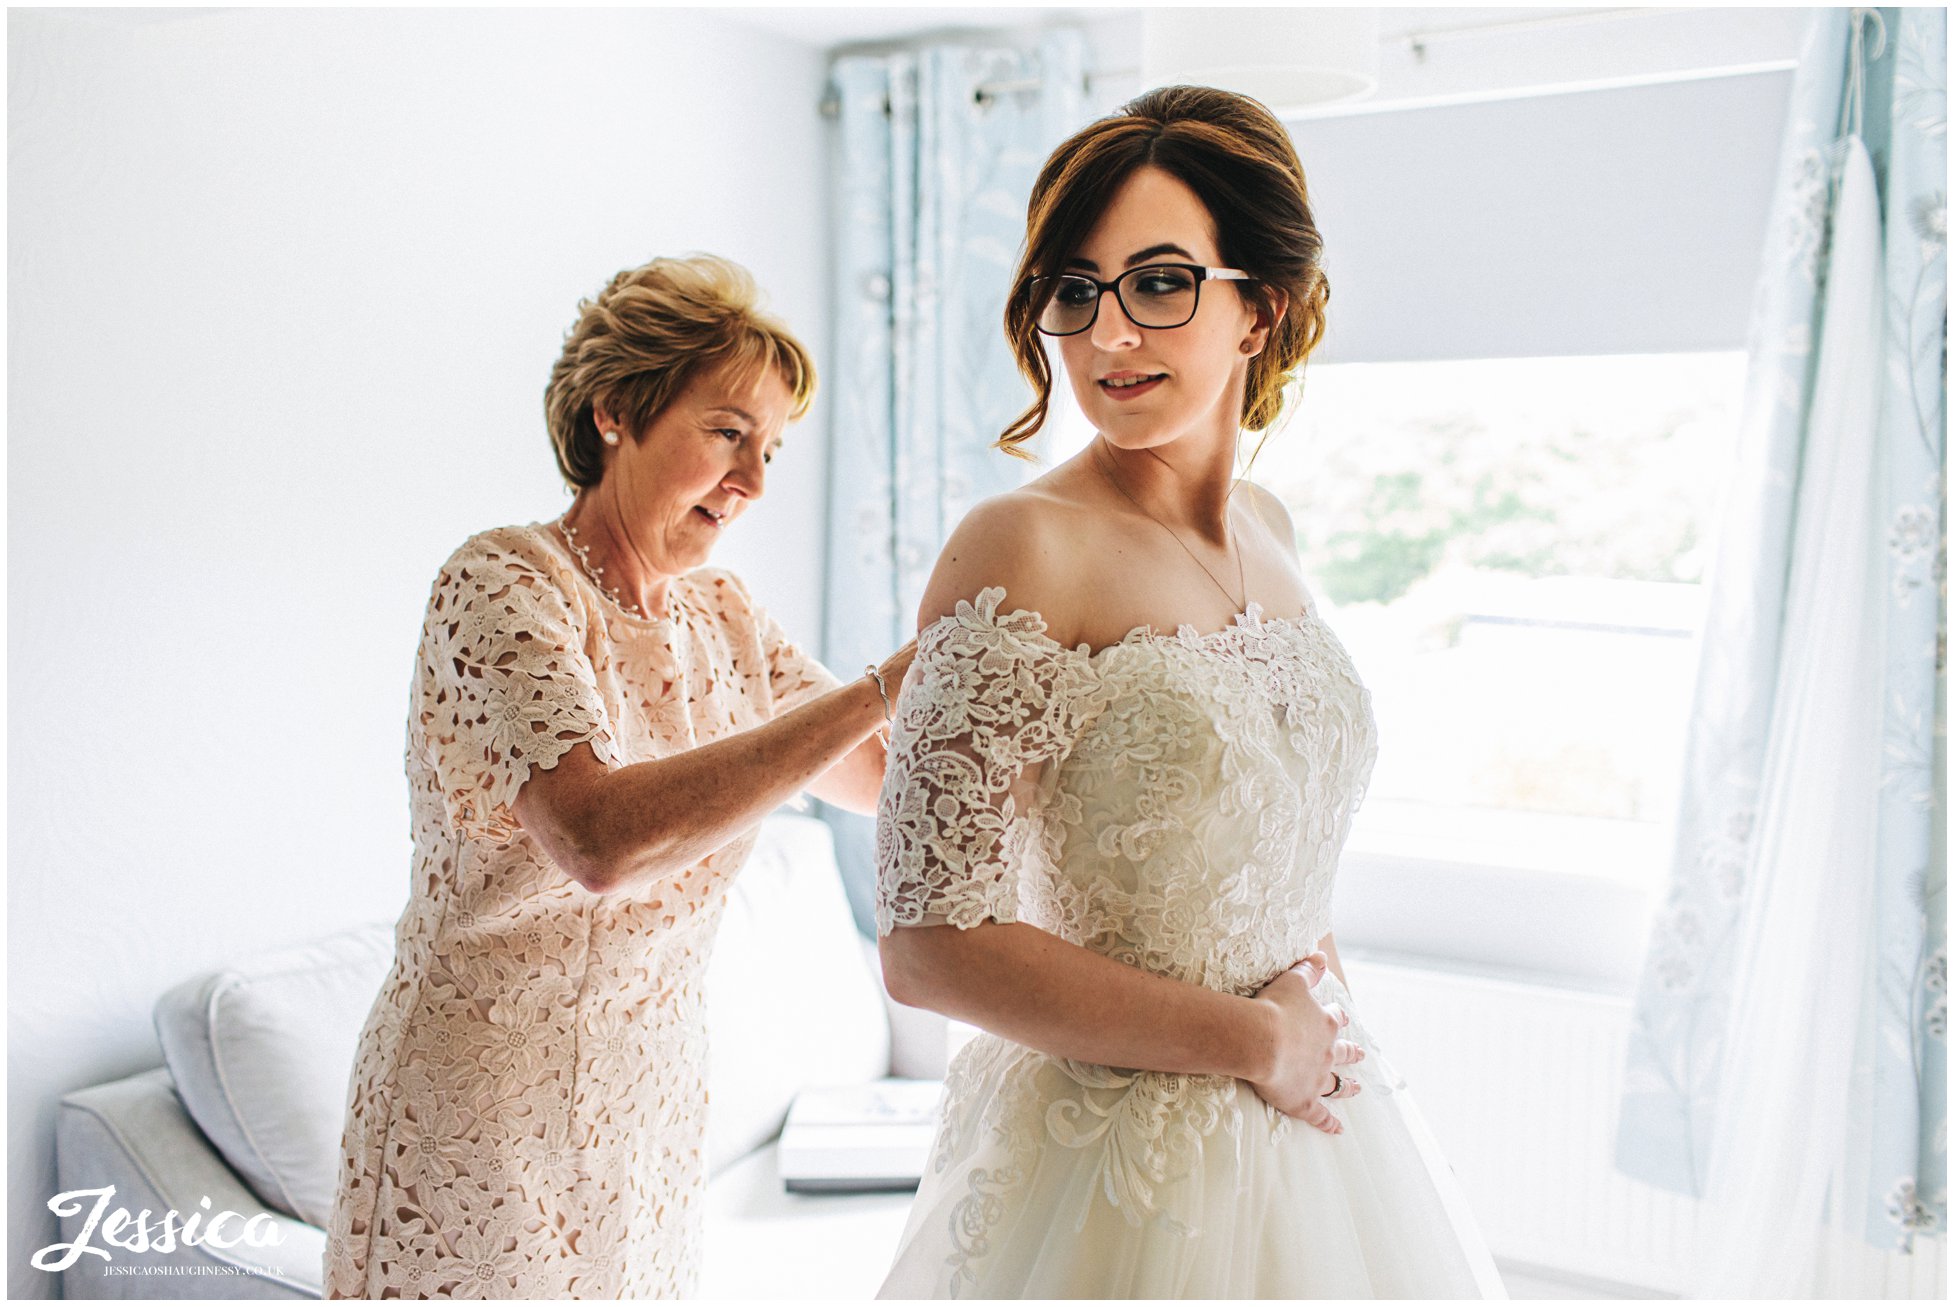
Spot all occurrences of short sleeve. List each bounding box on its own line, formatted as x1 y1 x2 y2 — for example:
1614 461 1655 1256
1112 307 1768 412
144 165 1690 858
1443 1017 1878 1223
413 534 618 842
873 587 1110 935
701 568 844 716
759 606 846 715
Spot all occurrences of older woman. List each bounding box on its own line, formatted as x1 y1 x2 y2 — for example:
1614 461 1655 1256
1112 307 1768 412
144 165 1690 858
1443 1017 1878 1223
324 254 913 1299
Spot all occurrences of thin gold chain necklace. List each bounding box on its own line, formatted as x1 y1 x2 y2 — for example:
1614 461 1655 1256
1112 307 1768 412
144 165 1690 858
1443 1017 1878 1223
1093 436 1248 613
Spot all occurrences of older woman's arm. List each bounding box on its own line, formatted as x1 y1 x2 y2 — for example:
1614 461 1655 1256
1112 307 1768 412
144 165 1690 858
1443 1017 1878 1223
513 665 902 894
805 640 921 814
805 732 890 814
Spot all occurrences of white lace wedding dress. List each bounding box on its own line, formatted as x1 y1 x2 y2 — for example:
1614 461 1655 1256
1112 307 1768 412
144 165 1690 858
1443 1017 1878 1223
873 586 1507 1298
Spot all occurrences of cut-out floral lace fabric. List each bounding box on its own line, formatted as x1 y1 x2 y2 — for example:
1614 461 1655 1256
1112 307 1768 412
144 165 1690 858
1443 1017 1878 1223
874 587 1506 1298
324 523 842 1300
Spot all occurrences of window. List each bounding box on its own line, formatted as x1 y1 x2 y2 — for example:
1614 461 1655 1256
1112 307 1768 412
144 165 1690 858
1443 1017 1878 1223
1034 349 1748 984
1258 351 1748 983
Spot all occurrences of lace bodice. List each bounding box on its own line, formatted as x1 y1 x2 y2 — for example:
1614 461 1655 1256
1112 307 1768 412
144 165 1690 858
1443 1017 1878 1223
868 590 1512 1298
874 585 1379 997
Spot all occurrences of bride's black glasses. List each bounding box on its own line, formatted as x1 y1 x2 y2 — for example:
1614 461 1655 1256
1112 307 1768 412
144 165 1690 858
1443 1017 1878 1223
1028 263 1256 336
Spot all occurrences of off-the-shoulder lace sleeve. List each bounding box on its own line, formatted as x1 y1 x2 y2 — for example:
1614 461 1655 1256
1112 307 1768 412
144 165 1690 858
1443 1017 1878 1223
873 586 1109 934
414 534 618 841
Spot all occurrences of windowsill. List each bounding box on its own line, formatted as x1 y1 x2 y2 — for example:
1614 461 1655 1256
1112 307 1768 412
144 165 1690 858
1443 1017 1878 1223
1334 800 1662 994
1344 798 1669 888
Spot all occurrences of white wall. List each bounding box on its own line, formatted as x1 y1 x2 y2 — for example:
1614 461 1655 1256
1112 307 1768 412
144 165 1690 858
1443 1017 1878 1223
6 8 830 1291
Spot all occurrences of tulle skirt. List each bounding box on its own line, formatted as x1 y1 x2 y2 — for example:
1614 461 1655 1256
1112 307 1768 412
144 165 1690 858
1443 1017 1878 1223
878 971 1507 1299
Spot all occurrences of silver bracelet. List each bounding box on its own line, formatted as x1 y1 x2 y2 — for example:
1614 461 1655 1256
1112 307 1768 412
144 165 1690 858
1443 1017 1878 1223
864 665 894 743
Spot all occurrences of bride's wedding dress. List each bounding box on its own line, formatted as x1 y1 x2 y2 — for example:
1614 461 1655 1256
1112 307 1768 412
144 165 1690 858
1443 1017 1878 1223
873 586 1507 1298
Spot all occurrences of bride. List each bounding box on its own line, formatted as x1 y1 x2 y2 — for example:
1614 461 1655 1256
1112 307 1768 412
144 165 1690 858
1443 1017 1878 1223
871 86 1507 1298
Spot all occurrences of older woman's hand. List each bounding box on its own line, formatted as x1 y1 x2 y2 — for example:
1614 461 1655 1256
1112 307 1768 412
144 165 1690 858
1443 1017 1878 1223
799 636 919 816
874 637 920 707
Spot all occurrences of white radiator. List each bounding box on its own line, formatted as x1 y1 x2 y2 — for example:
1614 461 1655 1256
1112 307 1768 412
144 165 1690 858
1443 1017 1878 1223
1342 955 1948 1299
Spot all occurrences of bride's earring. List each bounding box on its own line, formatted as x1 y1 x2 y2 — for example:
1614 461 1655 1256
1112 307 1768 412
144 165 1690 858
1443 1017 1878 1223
602 428 621 446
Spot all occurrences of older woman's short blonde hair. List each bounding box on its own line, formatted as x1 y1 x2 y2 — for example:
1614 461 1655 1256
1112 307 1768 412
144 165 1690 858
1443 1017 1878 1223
544 254 816 488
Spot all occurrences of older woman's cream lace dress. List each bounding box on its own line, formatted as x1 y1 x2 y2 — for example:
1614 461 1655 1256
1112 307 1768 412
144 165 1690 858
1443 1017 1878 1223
323 523 841 1300
874 587 1507 1298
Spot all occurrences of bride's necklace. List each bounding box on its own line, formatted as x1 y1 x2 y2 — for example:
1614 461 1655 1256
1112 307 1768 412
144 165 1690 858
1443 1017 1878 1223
555 515 648 619
1093 437 1248 613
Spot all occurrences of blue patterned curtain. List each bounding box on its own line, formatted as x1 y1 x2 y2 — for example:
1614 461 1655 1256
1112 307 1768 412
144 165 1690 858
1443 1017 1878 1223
818 31 1090 928
1615 5 1945 1279
1866 6 1948 1254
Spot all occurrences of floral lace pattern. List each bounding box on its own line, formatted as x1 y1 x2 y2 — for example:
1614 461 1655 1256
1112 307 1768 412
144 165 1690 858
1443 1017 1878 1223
875 585 1383 1285
324 524 841 1299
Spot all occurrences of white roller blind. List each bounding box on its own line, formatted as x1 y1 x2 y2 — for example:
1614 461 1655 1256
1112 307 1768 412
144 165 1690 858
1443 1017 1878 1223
1291 71 1794 363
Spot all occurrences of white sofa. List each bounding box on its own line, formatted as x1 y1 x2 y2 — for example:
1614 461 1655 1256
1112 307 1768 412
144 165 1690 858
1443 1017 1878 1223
54 814 936 1299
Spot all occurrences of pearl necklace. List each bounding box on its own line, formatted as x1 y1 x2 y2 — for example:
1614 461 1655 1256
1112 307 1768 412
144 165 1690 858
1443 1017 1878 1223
555 516 649 619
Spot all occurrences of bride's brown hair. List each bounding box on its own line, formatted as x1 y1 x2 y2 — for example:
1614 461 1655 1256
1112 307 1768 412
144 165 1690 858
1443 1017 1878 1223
997 85 1329 462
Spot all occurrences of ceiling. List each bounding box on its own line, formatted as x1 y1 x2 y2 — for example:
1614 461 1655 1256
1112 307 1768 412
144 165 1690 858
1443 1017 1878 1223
717 6 1813 114
714 6 1787 50
715 5 1122 49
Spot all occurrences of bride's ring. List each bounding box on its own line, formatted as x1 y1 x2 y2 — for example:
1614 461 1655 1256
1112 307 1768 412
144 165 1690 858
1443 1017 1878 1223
1327 1073 1343 1098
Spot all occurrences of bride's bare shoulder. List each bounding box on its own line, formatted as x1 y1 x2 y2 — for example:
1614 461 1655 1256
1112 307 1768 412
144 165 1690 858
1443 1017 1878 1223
915 486 1093 644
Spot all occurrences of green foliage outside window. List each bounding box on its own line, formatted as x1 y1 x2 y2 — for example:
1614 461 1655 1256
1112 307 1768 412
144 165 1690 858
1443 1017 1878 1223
1272 404 1716 607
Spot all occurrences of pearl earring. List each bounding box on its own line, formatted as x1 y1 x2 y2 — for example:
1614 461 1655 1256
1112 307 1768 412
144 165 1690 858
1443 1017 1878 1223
602 428 621 446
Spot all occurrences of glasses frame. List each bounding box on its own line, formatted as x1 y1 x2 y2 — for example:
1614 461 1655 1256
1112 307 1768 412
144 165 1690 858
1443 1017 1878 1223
1027 263 1257 337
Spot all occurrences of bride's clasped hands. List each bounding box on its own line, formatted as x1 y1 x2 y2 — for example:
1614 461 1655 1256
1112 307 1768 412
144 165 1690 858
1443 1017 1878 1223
1250 951 1366 1130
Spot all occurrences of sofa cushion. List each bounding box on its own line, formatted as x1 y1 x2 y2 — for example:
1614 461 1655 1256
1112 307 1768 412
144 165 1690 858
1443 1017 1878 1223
857 934 956 1080
149 813 886 1224
153 923 395 1228
704 814 891 1175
